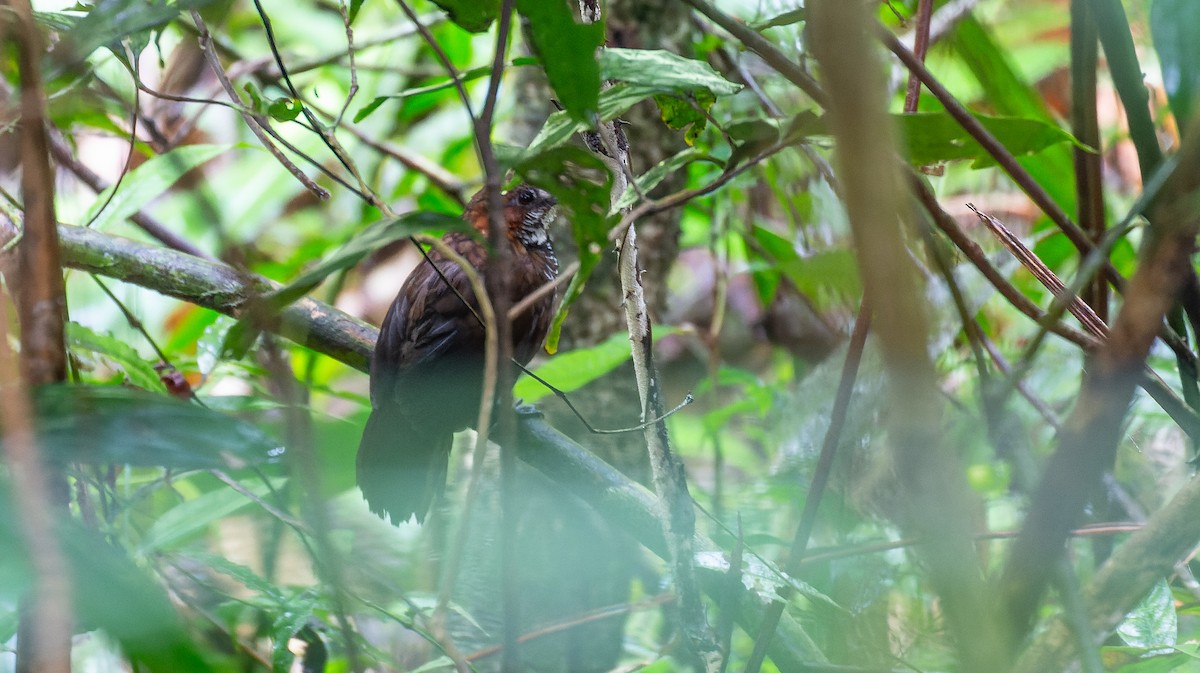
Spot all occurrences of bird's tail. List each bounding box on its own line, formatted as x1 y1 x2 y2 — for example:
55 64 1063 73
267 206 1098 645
356 409 452 525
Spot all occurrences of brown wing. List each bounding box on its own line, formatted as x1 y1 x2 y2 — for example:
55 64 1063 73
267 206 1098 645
369 233 488 430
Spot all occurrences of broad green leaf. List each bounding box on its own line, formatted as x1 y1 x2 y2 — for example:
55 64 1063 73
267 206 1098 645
1099 647 1191 673
518 0 604 122
32 384 280 470
220 210 466 359
751 8 805 30
65 525 214 673
614 148 717 210
0 487 212 672
526 82 687 157
653 91 713 146
82 144 232 231
599 48 741 96
271 598 318 673
267 97 302 123
514 331 634 403
66 321 167 392
1117 579 1178 650
410 656 456 672
430 0 499 32
139 477 287 552
1151 0 1200 136
53 0 218 69
188 552 288 602
896 112 1082 168
349 0 365 23
751 225 861 302
275 211 468 310
515 146 614 352
948 15 1077 214
354 57 538 124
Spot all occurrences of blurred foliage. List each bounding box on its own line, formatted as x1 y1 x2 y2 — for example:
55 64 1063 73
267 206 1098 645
2 0 1200 671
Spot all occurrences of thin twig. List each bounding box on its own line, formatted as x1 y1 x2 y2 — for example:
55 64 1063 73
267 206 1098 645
744 300 872 673
191 11 330 200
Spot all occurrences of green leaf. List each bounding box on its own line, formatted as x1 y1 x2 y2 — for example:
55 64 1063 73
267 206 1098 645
1151 0 1200 136
349 0 364 23
514 146 614 352
751 225 861 302
410 656 456 673
429 0 499 32
53 0 218 69
139 477 287 552
514 331 634 403
66 322 167 392
189 552 287 602
526 82 687 157
354 57 538 124
1117 579 1178 650
895 112 1082 168
32 384 281 470
653 91 713 146
751 8 805 30
518 0 604 122
64 525 215 672
271 599 317 673
81 144 232 231
1100 647 1191 673
948 16 1077 215
267 97 303 122
600 48 741 96
614 148 716 210
276 211 467 311
220 210 467 360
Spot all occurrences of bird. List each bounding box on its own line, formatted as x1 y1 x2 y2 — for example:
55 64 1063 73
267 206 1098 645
357 184 559 525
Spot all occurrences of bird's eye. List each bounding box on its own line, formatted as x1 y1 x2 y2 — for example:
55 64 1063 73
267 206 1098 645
517 188 536 205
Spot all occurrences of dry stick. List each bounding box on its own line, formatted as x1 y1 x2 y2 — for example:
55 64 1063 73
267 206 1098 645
999 125 1200 638
425 233 499 673
970 205 1200 439
888 27 1200 364
744 302 873 673
972 206 1110 338
190 12 329 200
880 30 1117 286
810 2 1009 671
5 1 72 671
250 0 370 196
910 179 1200 440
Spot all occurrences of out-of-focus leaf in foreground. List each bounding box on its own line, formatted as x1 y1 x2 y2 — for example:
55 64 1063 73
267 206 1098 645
29 384 280 470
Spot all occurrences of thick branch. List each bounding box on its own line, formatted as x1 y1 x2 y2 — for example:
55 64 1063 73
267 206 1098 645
56 224 374 371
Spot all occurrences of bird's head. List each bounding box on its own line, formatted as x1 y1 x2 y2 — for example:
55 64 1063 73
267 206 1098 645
465 183 557 251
